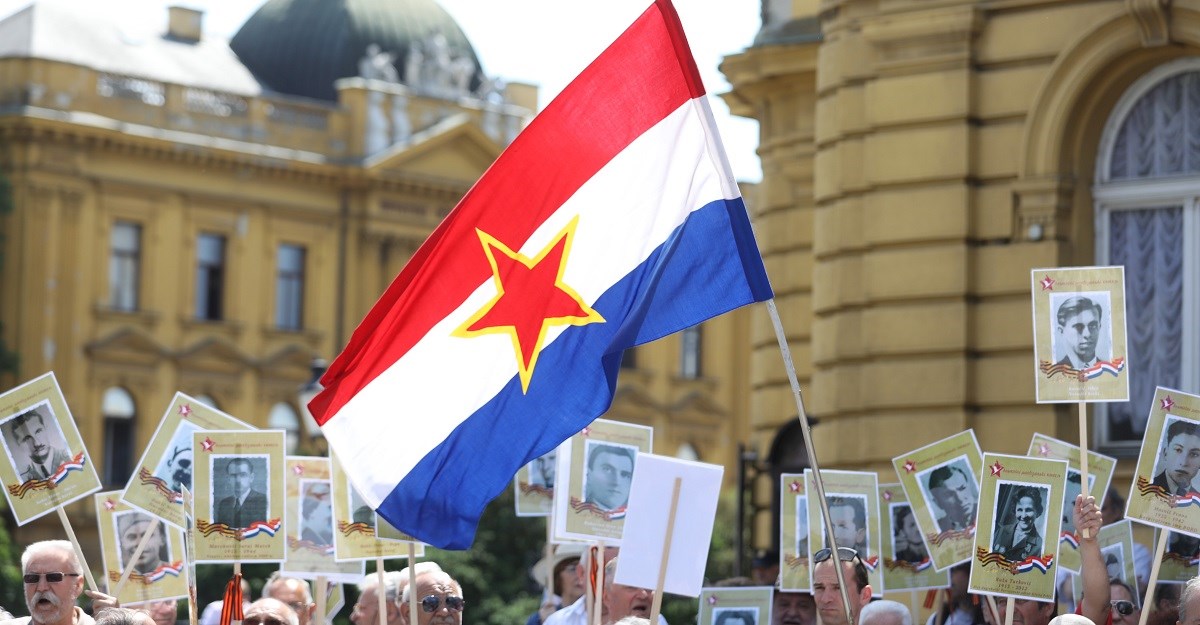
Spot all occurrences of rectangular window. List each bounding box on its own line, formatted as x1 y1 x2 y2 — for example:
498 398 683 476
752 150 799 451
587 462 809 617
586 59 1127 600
680 325 702 379
195 233 226 320
109 222 141 311
275 244 305 330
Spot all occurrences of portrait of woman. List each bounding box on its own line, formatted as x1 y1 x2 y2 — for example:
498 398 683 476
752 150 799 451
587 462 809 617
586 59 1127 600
991 484 1046 561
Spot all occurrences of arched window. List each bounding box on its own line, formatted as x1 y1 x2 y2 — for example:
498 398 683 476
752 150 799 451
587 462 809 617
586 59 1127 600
1095 58 1200 448
268 402 300 454
102 387 136 487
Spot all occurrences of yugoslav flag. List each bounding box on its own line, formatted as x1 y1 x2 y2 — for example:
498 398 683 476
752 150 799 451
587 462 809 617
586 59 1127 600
308 0 773 549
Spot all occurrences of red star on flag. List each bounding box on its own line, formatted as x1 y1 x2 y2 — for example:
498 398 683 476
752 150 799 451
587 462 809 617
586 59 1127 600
201 437 215 452
789 480 802 493
1040 275 1055 290
1162 396 1176 411
1037 444 1051 456
179 404 192 417
990 461 1004 477
104 499 116 511
292 465 304 475
883 490 893 501
904 460 916 473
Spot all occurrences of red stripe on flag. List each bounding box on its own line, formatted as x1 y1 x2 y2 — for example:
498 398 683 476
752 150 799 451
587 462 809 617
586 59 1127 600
311 1 705 424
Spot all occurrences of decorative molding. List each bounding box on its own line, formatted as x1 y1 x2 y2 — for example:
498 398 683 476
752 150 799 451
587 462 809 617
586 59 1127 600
175 336 253 373
861 5 981 74
1012 176 1076 242
1127 0 1173 47
85 327 168 366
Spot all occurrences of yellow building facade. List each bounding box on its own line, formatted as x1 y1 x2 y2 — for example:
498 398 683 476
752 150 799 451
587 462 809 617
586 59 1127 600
724 0 1200 549
0 0 757 561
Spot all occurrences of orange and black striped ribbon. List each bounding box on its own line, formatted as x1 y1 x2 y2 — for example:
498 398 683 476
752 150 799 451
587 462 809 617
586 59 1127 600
220 573 244 625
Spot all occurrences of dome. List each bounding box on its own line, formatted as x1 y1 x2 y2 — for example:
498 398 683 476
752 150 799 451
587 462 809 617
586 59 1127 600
230 0 484 102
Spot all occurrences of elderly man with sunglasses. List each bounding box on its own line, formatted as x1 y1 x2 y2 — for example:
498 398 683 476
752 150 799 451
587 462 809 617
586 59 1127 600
5 541 119 625
811 547 872 625
399 569 466 625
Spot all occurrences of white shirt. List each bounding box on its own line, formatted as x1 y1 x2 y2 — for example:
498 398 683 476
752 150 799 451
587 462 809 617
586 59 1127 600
543 597 669 625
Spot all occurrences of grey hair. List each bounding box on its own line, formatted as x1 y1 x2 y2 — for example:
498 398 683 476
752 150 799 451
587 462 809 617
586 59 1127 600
399 568 462 604
21 540 81 574
95 608 147 625
263 572 313 603
396 562 445 600
358 571 405 602
860 600 913 625
245 599 299 625
1181 576 1200 623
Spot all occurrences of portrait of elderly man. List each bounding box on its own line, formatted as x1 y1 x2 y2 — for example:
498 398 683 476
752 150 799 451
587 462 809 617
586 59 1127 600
5 407 71 483
583 443 636 512
991 485 1046 561
1053 295 1106 369
923 462 978 533
116 512 169 575
1152 418 1200 497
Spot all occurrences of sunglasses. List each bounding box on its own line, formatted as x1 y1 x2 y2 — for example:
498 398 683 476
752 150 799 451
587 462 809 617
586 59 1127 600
1111 601 1136 616
813 547 860 563
23 572 81 584
420 595 465 614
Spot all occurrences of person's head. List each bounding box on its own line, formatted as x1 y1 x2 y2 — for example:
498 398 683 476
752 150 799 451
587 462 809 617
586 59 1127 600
895 507 922 547
948 563 971 605
263 573 315 625
396 562 446 602
1181 576 1200 625
22 541 85 625
772 591 815 625
715 610 757 625
859 600 912 625
827 498 866 550
136 600 178 625
601 557 652 625
928 465 977 524
352 571 404 625
400 570 464 625
118 515 166 573
585 445 635 511
98 608 156 625
11 409 53 465
243 598 299 625
301 495 332 539
1011 487 1044 532
534 452 556 488
1149 583 1180 625
811 548 871 625
1110 580 1140 625
751 549 780 586
1046 616 1095 625
1056 296 1102 363
988 598 1055 625
1161 421 1200 487
1103 487 1126 526
166 445 192 492
227 458 254 494
1106 553 1122 580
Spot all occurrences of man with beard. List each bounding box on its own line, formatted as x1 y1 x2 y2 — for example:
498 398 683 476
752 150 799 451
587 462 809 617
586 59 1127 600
399 569 466 625
992 486 1044 561
117 514 168 575
9 410 71 483
6 540 119 625
1152 420 1200 496
599 558 654 625
1055 296 1104 369
772 590 815 625
927 465 978 532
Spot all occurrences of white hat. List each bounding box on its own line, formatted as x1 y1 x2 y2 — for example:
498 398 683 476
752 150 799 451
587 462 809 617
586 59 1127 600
530 543 588 590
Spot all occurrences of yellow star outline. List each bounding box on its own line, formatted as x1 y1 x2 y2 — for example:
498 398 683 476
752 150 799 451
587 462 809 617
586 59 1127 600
453 216 605 393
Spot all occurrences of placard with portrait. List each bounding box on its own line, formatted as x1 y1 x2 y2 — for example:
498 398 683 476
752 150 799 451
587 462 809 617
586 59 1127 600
1126 388 1200 535
969 453 1067 601
892 431 984 571
1097 520 1139 605
1030 266 1129 403
330 452 422 561
552 418 653 544
805 470 882 597
1157 528 1200 583
280 456 364 582
0 372 101 524
191 429 286 562
697 587 773 625
779 473 809 591
880 483 948 592
514 447 557 517
122 393 253 530
1025 433 1116 573
94 490 187 604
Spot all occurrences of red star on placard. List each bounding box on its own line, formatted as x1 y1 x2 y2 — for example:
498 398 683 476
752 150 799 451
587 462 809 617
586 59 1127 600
581 426 591 437
454 217 604 393
201 437 215 452
1040 275 1055 290
707 596 718 606
990 461 1004 477
903 460 916 473
179 404 192 417
883 490 893 501
789 480 802 493
292 465 304 475
104 499 116 511
1037 444 1052 456
1162 396 1176 411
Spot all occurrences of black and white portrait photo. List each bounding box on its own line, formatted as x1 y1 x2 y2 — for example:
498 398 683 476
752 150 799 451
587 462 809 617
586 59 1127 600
990 483 1049 561
713 608 758 625
0 402 72 483
892 503 928 564
795 495 809 556
820 493 869 554
349 484 375 529
1049 292 1112 370
154 421 198 494
115 510 170 574
528 449 556 489
582 441 637 512
1101 544 1126 584
210 455 269 530
917 457 979 533
1061 469 1094 535
1151 415 1200 497
299 480 333 546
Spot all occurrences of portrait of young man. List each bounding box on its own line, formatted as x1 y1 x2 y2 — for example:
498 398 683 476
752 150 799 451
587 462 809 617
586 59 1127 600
582 442 636 512
1152 417 1200 497
822 495 868 554
213 456 269 530
1051 294 1109 370
920 460 979 533
2 404 72 483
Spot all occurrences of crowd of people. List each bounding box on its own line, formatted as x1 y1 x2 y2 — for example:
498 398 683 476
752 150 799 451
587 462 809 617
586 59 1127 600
0 491 1196 625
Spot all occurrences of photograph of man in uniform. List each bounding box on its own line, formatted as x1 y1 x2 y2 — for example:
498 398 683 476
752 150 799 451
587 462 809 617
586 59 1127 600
300 481 333 546
213 457 269 530
1152 417 1200 496
2 405 72 483
920 460 979 533
821 495 868 554
991 484 1048 561
582 442 636 512
1052 295 1108 369
892 504 928 564
116 510 170 574
154 421 198 493
795 495 809 556
529 450 556 489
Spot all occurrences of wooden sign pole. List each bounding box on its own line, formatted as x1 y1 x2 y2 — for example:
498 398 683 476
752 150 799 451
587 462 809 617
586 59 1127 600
408 543 419 625
112 516 163 597
648 478 682 625
1077 401 1091 539
57 507 99 591
1137 531 1169 625
376 557 387 625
